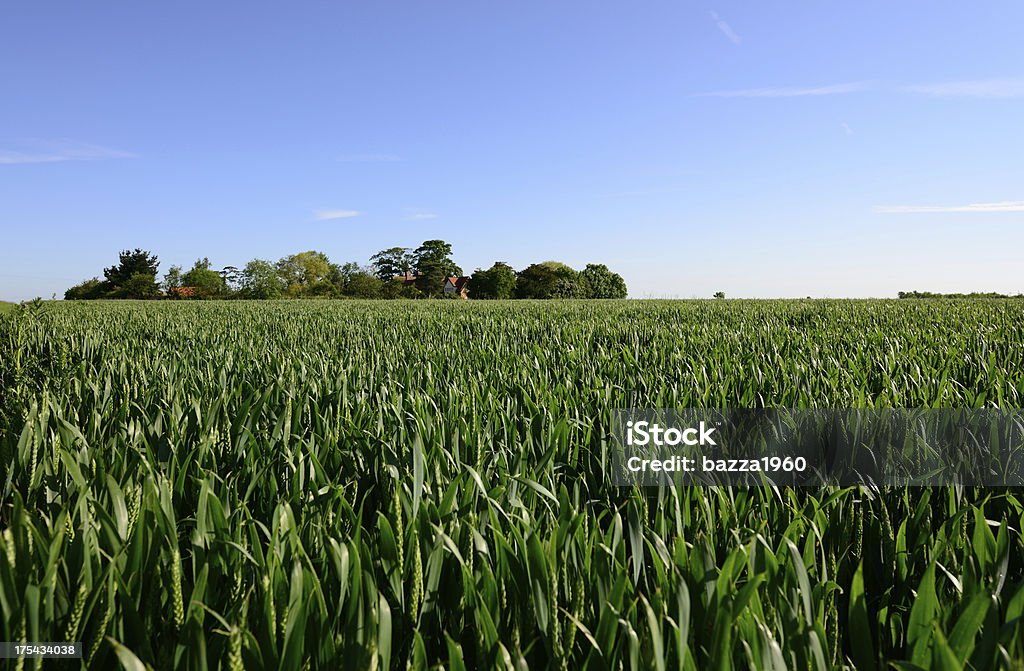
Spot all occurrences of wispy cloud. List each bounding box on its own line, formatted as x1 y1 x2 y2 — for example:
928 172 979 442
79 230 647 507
710 11 741 45
314 209 361 220
905 78 1024 98
841 122 854 135
695 81 870 98
336 153 401 163
0 139 136 165
403 207 439 220
875 200 1024 214
695 78 1024 101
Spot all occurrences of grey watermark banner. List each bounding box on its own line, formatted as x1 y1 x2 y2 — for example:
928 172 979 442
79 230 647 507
0 642 82 658
611 409 1024 487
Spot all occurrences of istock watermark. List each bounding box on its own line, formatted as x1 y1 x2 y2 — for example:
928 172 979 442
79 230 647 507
625 420 718 447
611 409 1024 487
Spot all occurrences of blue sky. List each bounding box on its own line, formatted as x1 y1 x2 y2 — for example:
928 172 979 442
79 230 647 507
2 1 1022 300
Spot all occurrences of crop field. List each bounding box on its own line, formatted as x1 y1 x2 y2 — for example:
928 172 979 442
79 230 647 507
1 299 1023 670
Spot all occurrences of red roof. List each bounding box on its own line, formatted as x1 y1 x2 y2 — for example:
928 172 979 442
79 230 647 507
446 277 469 290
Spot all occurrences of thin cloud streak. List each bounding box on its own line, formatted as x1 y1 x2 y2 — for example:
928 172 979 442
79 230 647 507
0 140 136 165
695 82 870 98
408 213 438 220
906 78 1024 98
875 200 1024 214
314 209 361 220
336 153 401 162
841 122 854 135
710 11 741 44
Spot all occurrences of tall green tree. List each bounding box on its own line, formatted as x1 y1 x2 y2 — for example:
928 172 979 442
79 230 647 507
182 258 228 299
276 251 336 297
240 259 284 299
103 249 159 287
579 263 628 298
163 266 184 291
470 262 517 299
515 261 579 299
413 239 461 296
102 249 161 298
220 266 242 294
370 247 414 282
334 262 384 298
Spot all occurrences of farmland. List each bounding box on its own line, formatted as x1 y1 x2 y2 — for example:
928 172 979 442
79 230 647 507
1 299 1023 669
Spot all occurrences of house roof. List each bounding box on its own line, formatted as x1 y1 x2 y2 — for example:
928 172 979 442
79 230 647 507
445 277 469 291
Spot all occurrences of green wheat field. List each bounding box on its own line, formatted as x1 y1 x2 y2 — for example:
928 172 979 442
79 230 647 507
1 300 1023 670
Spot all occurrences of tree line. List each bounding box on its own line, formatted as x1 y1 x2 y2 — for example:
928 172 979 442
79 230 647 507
897 291 1023 300
64 240 628 300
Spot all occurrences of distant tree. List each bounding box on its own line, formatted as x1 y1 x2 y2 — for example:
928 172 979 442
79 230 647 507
516 261 579 299
713 291 726 300
370 247 415 282
412 240 461 297
579 264 627 299
345 272 384 298
276 251 336 297
470 262 517 299
64 277 105 300
240 259 284 298
332 261 384 298
104 248 159 286
331 262 360 291
515 263 557 299
182 258 228 299
219 266 242 294
382 277 422 299
102 249 160 298
552 276 585 298
119 273 163 299
163 265 184 292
